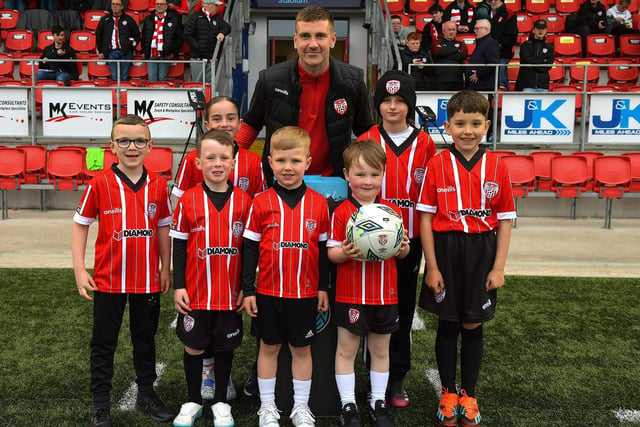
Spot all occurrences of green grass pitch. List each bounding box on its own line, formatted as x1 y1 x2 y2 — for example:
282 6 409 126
2 269 640 426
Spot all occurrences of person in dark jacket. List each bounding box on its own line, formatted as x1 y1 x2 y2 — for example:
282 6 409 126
36 24 79 85
183 0 230 83
421 3 444 52
516 19 554 92
569 0 608 55
489 0 518 90
443 0 476 34
431 20 468 91
95 0 141 81
141 1 182 82
400 31 434 90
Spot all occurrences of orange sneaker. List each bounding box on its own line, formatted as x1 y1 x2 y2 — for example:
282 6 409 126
458 390 481 426
436 387 459 426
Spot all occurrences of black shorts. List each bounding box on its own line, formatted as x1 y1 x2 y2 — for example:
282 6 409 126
253 294 317 347
419 230 497 323
176 310 243 352
334 302 399 337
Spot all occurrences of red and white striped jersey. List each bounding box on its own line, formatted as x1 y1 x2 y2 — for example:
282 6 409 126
172 148 266 198
358 125 437 239
243 187 329 299
417 148 516 233
170 185 252 311
327 198 400 305
74 166 172 294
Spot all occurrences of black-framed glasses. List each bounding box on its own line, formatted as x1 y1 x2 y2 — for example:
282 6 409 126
115 138 149 149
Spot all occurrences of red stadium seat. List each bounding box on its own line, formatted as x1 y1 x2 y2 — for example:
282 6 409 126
529 151 562 191
505 0 522 13
71 80 99 87
35 80 64 112
619 34 640 61
501 154 536 227
47 147 84 190
414 12 432 32
537 13 565 34
586 33 615 61
593 156 632 228
37 30 53 52
455 33 477 56
84 10 107 32
409 0 434 13
551 155 589 219
5 29 34 56
570 151 603 191
554 33 582 59
144 146 173 180
548 64 567 85
0 9 20 40
0 146 26 190
69 30 97 55
110 81 138 116
551 84 584 116
381 0 405 13
621 152 640 191
516 12 533 34
525 0 550 14
18 54 40 84
590 84 619 92
555 0 581 13
87 55 111 86
629 0 639 12
128 59 148 86
568 58 601 89
145 81 175 88
607 59 639 91
490 150 517 157
128 0 149 12
16 145 47 184
0 54 15 81
166 61 185 85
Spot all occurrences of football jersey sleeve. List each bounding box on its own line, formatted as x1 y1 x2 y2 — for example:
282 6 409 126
494 161 517 220
169 198 189 241
243 202 262 242
327 204 348 248
157 178 173 226
172 150 198 198
416 157 438 214
318 199 330 243
73 183 98 225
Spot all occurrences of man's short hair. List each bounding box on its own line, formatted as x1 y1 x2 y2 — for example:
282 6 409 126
407 31 421 41
197 129 234 156
428 3 444 13
343 140 386 173
390 14 402 21
270 126 311 156
446 89 490 119
111 114 150 139
296 6 334 32
51 24 65 35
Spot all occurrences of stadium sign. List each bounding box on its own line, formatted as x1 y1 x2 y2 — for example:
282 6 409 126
128 90 196 139
501 93 575 143
0 88 29 137
588 94 640 143
42 88 112 137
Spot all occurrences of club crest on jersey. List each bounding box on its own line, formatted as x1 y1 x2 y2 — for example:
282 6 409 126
349 308 360 324
238 176 249 192
183 315 195 332
305 219 317 233
334 99 348 115
386 80 401 94
448 210 462 222
232 221 244 238
414 167 425 184
483 181 499 199
147 203 157 219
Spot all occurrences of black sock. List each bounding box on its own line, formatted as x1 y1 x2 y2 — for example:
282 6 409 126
184 351 204 404
213 350 234 403
460 324 483 398
435 319 460 393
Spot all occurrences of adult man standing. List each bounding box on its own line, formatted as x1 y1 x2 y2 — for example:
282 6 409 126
183 0 231 83
141 0 183 82
95 0 140 81
36 24 79 86
431 20 468 91
516 19 554 92
235 5 374 185
443 0 476 34
488 0 517 91
390 14 411 46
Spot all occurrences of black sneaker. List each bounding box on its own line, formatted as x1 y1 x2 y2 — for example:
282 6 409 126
243 364 259 397
387 379 409 407
369 400 393 427
338 403 361 427
135 391 173 422
89 406 111 427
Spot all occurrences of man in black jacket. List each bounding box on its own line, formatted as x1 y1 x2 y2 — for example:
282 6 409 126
141 0 182 82
183 0 231 83
489 0 518 91
431 20 468 91
95 0 140 81
36 24 79 85
516 19 554 92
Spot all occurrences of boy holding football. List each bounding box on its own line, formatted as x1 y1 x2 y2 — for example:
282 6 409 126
241 126 330 427
417 90 516 426
170 130 252 427
72 114 173 426
327 140 410 427
358 69 436 407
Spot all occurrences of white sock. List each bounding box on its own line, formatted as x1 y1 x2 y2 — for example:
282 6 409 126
335 373 356 407
292 378 311 408
370 370 389 409
258 377 277 406
202 358 214 379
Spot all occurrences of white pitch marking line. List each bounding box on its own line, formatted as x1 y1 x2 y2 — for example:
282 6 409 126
169 313 177 329
412 310 425 331
614 409 640 423
117 362 166 410
425 368 442 398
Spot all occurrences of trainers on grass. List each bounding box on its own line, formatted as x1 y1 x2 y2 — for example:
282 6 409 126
257 403 281 427
212 402 234 427
458 390 481 427
338 402 361 427
173 402 203 427
135 391 173 422
201 377 215 402
243 365 259 397
290 404 315 427
387 379 409 407
369 400 393 427
226 379 237 402
436 387 459 427
90 406 111 427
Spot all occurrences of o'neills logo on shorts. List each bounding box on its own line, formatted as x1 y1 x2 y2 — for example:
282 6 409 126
113 229 154 241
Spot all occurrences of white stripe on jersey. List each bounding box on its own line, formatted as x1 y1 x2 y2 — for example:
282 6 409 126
226 195 235 311
116 175 127 293
361 268 366 305
277 196 285 298
449 151 468 233
479 155 491 230
203 194 212 311
380 260 386 305
144 177 150 294
296 195 306 299
406 140 417 238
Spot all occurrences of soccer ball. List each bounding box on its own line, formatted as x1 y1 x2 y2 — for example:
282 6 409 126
345 203 404 261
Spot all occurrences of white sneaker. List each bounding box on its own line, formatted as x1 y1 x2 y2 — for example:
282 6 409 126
212 402 234 427
290 404 315 427
173 402 203 427
201 377 215 402
257 403 281 427
226 379 237 402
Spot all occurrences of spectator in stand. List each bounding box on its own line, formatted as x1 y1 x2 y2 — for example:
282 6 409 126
41 0 58 15
401 31 434 90
432 20 468 91
475 0 492 20
421 4 444 52
568 0 608 55
92 0 126 11
95 0 141 81
516 19 554 92
36 24 79 85
443 0 476 34
5 0 27 13
141 0 183 82
607 0 640 42
148 0 189 16
183 0 231 83
489 0 518 91
391 14 411 46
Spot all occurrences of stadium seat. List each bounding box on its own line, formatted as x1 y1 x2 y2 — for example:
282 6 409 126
129 59 148 86
166 61 185 85
144 146 173 180
127 0 149 13
490 150 517 157
83 10 107 32
110 81 137 116
525 0 550 14
507 58 519 90
36 30 53 52
537 13 565 35
455 33 477 56
102 147 118 170
71 80 99 86
0 54 15 81
69 30 96 55
18 54 40 84
619 34 640 61
125 10 142 27
414 12 432 32
501 154 536 227
35 80 64 112
5 29 34 56
182 81 211 102
145 81 175 88
87 55 111 86
0 79 25 86
555 0 581 13
47 147 84 190
548 64 566 85
381 0 405 13
621 152 640 191
586 33 615 61
550 155 589 218
409 0 433 13
629 0 639 12
570 151 603 191
551 84 584 117
568 58 601 89
529 150 562 191
0 9 20 40
554 33 582 59
593 155 632 228
590 84 618 92
16 144 47 184
505 0 522 13
0 146 26 219
606 59 639 91
516 13 533 36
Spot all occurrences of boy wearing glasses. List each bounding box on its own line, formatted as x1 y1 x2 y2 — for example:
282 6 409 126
72 114 174 427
